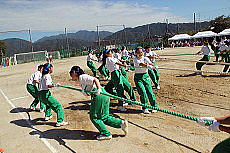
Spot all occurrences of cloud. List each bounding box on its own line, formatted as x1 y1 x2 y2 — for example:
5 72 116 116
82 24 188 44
0 0 191 32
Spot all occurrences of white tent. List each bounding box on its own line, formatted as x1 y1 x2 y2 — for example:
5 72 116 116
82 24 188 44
168 34 191 40
218 29 230 36
191 31 218 39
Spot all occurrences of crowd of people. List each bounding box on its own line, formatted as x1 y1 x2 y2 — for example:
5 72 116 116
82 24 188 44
25 45 229 152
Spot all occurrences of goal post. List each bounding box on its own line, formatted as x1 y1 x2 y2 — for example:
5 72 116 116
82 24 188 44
14 50 48 64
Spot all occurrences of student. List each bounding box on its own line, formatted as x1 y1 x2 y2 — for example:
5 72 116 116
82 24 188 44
49 55 53 63
87 50 97 77
69 66 128 141
197 116 230 153
104 49 136 112
26 65 46 111
38 63 68 127
195 42 213 74
134 47 158 114
121 46 129 60
220 41 230 72
97 51 110 80
113 48 128 79
144 46 160 89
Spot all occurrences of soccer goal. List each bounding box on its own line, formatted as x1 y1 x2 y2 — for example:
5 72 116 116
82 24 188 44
14 50 48 64
48 51 61 60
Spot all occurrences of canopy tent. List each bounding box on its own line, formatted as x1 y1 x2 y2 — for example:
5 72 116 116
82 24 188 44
168 34 191 40
218 29 230 36
191 31 218 39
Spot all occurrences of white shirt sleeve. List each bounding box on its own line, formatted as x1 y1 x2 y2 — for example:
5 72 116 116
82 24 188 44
45 74 53 86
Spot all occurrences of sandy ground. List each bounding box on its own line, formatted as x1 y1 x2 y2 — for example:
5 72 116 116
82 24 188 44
0 46 229 153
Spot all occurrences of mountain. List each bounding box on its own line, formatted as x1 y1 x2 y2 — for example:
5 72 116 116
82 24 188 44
104 22 210 44
4 38 31 56
36 30 113 42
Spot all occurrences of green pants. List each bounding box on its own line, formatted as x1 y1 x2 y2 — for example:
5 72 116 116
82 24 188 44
87 61 97 77
196 55 210 70
38 90 64 123
134 73 157 110
212 137 230 153
90 88 122 136
98 64 110 78
148 69 160 87
105 70 136 106
26 84 45 109
223 54 230 72
121 68 128 80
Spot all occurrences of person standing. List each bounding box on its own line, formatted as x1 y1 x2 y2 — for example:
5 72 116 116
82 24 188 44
87 50 97 77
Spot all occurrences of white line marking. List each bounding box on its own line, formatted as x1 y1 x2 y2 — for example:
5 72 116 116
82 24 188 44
0 88 58 153
11 96 30 101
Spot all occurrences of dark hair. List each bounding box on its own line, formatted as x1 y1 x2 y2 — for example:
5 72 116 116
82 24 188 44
144 45 151 49
121 46 126 51
42 63 53 75
69 66 85 76
38 64 44 71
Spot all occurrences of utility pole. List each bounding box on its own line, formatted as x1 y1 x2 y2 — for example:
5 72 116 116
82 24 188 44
96 26 100 49
194 13 197 33
165 19 169 47
65 28 70 57
123 25 128 48
28 29 34 61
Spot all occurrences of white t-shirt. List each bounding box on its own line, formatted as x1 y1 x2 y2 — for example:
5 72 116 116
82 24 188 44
134 56 151 74
144 51 157 62
105 57 120 72
113 53 121 60
122 50 129 57
199 45 212 55
79 74 96 92
27 71 42 85
87 54 94 62
39 74 52 91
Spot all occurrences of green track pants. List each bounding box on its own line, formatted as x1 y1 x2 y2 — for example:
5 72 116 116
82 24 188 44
87 61 97 77
38 90 64 123
148 69 160 87
223 54 230 72
196 55 210 70
121 67 128 80
26 84 45 109
90 88 122 136
98 64 110 78
134 73 157 110
105 70 136 106
212 137 230 153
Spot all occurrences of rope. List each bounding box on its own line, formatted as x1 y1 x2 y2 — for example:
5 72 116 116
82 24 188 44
159 57 230 66
158 67 230 75
158 53 215 56
54 83 213 125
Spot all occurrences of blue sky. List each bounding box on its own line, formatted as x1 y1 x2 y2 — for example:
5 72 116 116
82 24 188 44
0 0 229 41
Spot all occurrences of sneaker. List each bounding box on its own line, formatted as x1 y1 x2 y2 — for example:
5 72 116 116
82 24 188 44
151 109 158 113
143 109 151 114
96 135 112 141
117 106 127 112
156 85 160 90
121 120 128 135
40 109 45 112
123 102 129 106
56 121 68 127
44 115 52 121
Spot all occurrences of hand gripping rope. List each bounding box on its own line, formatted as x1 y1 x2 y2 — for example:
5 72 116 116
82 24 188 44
53 83 213 125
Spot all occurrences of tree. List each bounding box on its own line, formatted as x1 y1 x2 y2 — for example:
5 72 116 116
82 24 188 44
0 40 7 58
210 15 230 33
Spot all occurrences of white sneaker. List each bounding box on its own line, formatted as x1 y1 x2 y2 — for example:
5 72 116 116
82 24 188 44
156 85 160 90
96 135 112 141
117 106 127 112
40 109 45 112
123 102 129 106
56 121 68 127
121 120 128 135
151 109 158 113
143 109 151 114
44 115 52 121
30 106 36 111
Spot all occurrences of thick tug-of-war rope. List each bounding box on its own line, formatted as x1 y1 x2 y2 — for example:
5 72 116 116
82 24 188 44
53 83 213 125
158 57 230 66
158 67 230 75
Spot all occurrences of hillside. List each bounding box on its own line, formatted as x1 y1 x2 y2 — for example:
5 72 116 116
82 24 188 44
104 22 210 44
4 38 31 56
36 30 113 42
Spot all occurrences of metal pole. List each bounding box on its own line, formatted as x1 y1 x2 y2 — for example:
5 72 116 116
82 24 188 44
123 25 128 48
96 26 100 49
28 29 34 61
65 28 70 57
194 13 196 33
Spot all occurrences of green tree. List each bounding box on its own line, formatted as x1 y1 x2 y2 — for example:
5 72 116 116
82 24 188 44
210 15 230 33
0 40 7 58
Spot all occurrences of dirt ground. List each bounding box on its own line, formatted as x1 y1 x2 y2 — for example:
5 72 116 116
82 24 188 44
0 46 229 153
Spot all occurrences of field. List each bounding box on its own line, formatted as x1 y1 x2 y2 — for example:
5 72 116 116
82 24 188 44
0 47 229 153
